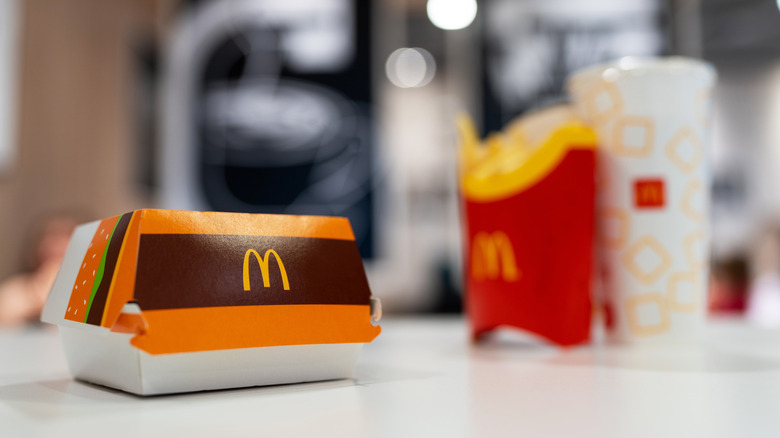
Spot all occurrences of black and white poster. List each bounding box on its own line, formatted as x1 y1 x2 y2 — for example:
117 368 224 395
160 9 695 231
162 0 376 257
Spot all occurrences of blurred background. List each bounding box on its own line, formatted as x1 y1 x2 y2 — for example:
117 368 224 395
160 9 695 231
1 0 780 323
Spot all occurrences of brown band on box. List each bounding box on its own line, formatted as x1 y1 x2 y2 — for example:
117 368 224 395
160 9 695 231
101 212 143 328
85 213 133 325
130 304 381 354
133 234 370 310
138 209 355 241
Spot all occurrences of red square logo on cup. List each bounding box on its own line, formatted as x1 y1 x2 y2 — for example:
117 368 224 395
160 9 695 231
634 179 665 208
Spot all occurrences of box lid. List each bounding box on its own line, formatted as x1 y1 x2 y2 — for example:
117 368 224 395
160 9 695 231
42 209 381 354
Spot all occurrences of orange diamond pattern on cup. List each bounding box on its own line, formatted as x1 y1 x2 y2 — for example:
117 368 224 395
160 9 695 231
626 292 670 336
611 116 656 158
680 179 705 223
600 206 630 250
683 230 706 268
665 127 703 174
665 270 699 313
584 81 624 125
621 235 673 285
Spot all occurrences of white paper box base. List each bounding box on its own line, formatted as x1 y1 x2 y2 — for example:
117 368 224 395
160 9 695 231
59 326 364 395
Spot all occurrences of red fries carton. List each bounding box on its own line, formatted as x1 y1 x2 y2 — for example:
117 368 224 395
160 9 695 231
42 210 381 395
459 106 596 346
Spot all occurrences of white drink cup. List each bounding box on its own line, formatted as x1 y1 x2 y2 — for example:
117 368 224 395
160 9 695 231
567 57 716 343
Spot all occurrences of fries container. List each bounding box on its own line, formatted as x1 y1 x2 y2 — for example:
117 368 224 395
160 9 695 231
460 106 597 346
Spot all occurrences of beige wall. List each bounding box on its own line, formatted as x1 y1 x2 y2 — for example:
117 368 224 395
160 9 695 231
0 0 164 278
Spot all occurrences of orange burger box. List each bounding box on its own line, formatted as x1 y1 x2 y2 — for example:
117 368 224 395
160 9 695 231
41 209 382 395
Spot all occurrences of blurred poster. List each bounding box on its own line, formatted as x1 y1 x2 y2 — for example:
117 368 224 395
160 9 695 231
0 0 19 174
162 0 375 257
481 0 665 132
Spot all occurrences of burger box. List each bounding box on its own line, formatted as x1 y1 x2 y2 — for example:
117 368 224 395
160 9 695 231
41 209 382 395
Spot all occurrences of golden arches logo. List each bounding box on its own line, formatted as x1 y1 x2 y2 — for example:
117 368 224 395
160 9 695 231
634 179 665 208
243 249 290 291
471 231 520 282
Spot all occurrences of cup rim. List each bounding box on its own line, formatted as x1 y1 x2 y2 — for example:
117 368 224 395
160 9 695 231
567 56 717 89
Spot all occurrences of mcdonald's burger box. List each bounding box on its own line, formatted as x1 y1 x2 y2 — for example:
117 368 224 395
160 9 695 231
41 209 382 395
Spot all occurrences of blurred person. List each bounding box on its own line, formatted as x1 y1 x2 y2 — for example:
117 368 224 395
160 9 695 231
0 216 77 327
708 256 748 314
747 226 780 327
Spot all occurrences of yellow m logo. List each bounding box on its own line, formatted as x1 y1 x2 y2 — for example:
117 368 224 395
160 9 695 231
471 231 519 282
640 185 661 204
243 249 290 291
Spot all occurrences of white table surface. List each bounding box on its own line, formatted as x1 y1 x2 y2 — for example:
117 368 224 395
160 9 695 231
4 316 780 437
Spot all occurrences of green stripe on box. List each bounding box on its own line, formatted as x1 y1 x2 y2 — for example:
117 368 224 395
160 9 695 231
83 215 122 323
